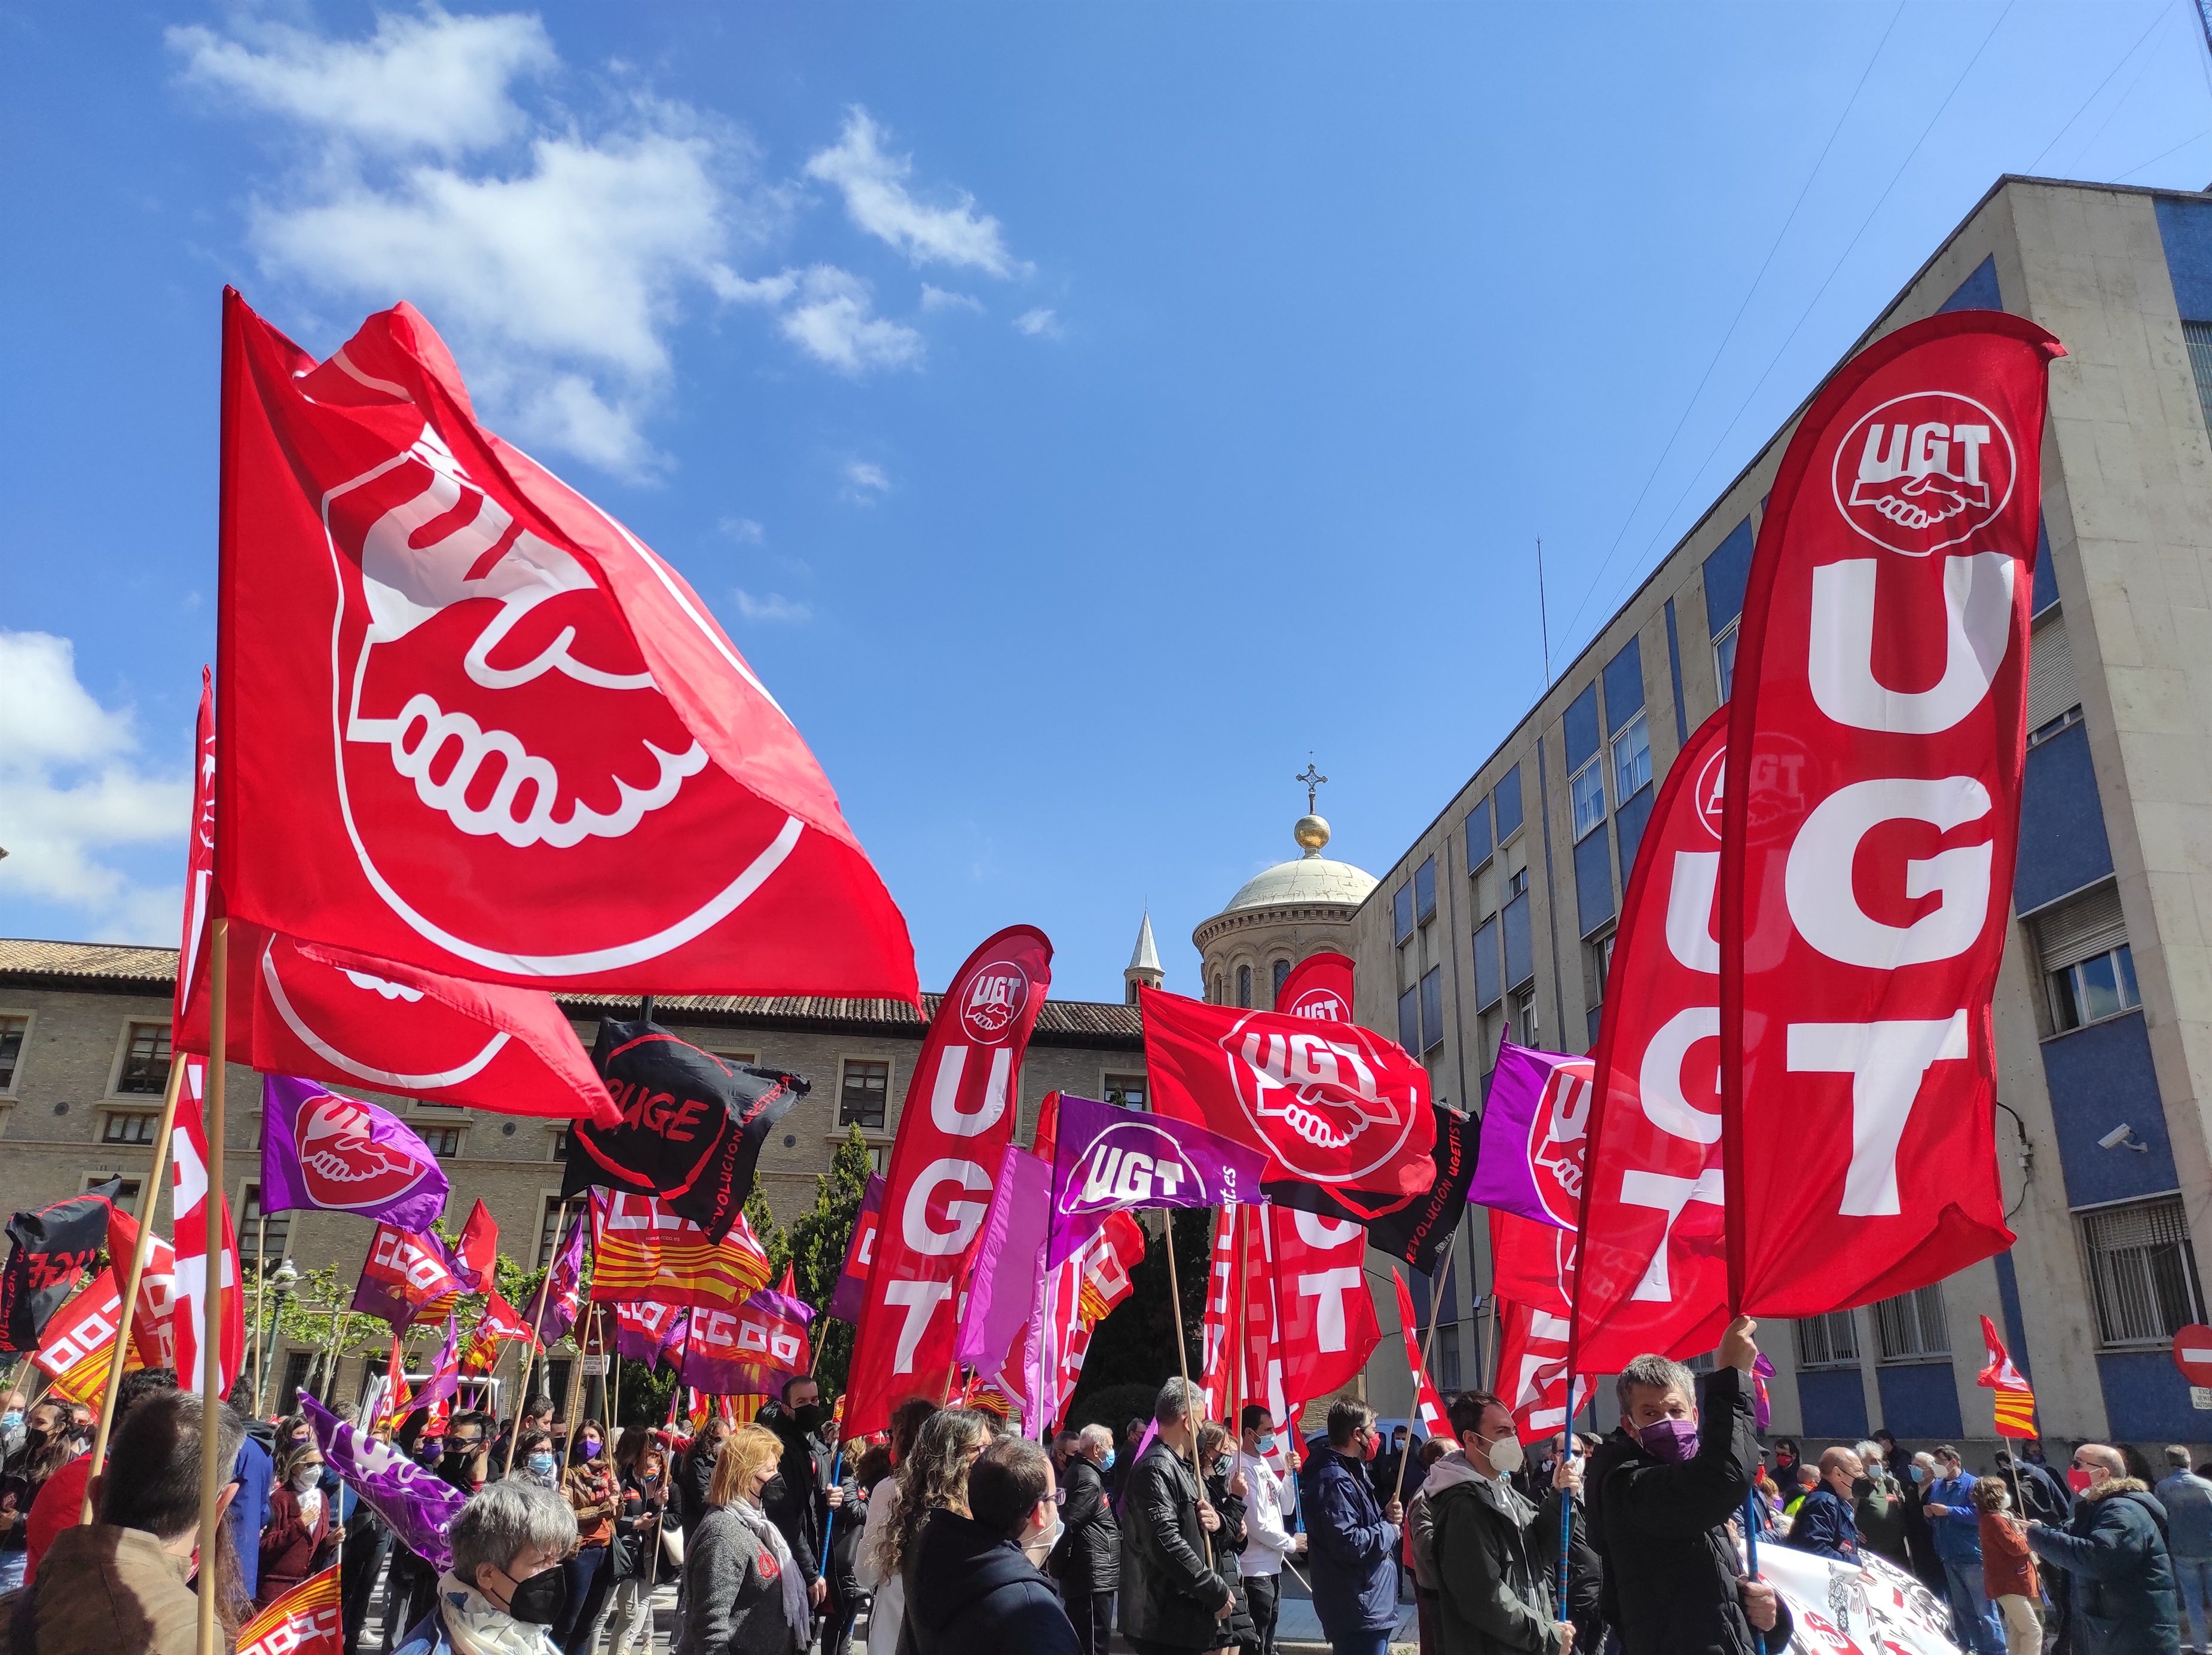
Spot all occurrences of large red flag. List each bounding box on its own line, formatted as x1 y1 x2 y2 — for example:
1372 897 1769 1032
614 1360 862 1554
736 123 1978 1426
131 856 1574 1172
172 1060 246 1395
1141 986 1435 1218
845 928 1053 1436
1720 311 2061 1314
1198 1207 1239 1418
215 290 916 999
1270 1204 1380 1408
1391 1268 1450 1442
1496 1299 1579 1445
1569 706 1731 1372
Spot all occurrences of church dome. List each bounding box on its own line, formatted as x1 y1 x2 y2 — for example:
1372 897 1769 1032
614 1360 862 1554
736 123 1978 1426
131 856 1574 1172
1219 814 1377 914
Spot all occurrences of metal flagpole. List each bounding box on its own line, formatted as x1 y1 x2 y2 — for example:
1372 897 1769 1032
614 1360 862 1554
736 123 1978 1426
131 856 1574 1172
197 916 230 1655
506 1200 574 1475
81 1059 187 1524
1159 1209 1213 1569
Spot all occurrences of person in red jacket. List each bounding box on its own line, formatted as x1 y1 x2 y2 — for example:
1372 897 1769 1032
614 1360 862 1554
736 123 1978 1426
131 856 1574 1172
259 1440 338 1605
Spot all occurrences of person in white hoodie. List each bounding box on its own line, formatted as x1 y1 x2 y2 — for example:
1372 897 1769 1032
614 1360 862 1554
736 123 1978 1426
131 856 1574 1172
1233 1405 1305 1655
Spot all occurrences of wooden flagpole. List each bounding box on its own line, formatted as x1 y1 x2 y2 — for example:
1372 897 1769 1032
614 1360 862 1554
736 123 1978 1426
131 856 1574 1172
1393 1244 1458 1506
1159 1209 1212 1568
80 1058 187 1524
506 1200 573 1474
196 917 230 1655
250 1210 270 1415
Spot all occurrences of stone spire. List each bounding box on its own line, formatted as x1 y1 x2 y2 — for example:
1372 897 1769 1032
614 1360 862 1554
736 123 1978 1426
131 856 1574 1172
1125 909 1164 1005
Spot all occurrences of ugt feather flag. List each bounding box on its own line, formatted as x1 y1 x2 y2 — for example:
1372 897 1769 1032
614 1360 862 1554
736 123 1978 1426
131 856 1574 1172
1721 311 2061 1314
215 290 916 999
845 928 1053 1437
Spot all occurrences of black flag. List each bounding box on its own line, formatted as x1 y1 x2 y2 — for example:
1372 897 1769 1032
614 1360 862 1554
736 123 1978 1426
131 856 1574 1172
563 1021 806 1243
0 1179 124 1353
1264 1105 1475 1276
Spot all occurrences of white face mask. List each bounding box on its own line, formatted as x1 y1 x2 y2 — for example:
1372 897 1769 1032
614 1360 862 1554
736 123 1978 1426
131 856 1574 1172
1022 1503 1064 1565
1486 1434 1526 1476
292 1468 323 1493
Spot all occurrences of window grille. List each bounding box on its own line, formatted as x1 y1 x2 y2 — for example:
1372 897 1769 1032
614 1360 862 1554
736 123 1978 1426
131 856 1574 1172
1874 1285 1951 1361
1794 1310 1860 1369
2081 1197 2205 1347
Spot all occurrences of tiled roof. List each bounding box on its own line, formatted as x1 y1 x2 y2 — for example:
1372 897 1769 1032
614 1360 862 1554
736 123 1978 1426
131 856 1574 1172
0 938 1145 1045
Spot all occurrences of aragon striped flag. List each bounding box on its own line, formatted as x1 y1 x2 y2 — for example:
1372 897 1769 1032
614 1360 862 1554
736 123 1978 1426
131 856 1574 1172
1979 1315 2038 1437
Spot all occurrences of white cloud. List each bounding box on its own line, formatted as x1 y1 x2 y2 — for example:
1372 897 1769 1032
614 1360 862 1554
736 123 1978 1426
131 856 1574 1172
731 589 812 624
920 284 982 313
804 108 1020 277
1013 307 1063 338
777 267 923 374
0 633 189 943
844 460 891 500
719 516 766 544
169 8 556 157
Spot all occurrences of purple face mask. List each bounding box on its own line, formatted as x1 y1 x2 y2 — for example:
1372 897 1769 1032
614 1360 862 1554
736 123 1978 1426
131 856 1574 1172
1638 1418 1700 1463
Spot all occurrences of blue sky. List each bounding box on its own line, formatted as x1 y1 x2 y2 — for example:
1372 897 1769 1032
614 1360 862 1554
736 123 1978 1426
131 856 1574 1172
4 1 2210 1002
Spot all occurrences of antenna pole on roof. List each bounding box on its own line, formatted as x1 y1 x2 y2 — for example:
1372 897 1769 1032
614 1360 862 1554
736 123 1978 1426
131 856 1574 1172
1536 537 1553 689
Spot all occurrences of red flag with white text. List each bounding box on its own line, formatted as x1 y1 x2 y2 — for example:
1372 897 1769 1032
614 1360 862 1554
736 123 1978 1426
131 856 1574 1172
845 928 1053 1436
1269 1204 1380 1408
237 1566 343 1655
1199 1207 1239 1417
215 290 916 999
105 1207 182 1371
1497 1299 1582 1445
1391 1268 1450 1441
1275 952 1355 1022
1721 311 2060 1314
172 1060 246 1395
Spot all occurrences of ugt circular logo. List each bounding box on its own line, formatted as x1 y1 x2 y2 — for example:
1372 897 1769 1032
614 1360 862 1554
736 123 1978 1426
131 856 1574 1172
1284 985 1349 1020
1691 744 1727 844
294 1090 435 1211
960 959 1033 1044
1217 1015 1422 1182
1526 1059 1594 1228
1830 391 2015 556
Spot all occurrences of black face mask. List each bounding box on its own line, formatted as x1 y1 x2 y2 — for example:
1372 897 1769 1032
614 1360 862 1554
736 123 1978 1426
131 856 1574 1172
793 1404 827 1435
502 1567 564 1626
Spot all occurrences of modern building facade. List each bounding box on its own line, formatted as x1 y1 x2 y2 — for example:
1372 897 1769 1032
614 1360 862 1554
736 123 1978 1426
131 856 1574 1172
1349 173 2212 1451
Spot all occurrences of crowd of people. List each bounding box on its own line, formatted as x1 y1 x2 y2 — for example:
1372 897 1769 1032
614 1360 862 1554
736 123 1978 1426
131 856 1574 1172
0 1320 2208 1655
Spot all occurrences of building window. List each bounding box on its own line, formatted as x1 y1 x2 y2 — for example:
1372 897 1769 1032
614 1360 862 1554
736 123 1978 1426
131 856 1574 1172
0 1015 25 1092
1237 966 1253 1008
1209 974 1224 1005
864 1145 887 1173
1419 967 1444 1053
1570 760 1605 842
239 1183 292 1271
101 1112 158 1146
1794 1310 1860 1369
87 1174 143 1218
1508 866 1529 900
1437 1323 1462 1392
1414 856 1437 924
1872 1285 1950 1362
552 1129 572 1162
709 1049 760 1069
280 1350 315 1416
2031 883 2138 1033
1392 886 1416 946
2027 610 2079 740
2185 320 2212 437
1104 1073 1148 1110
1510 987 1538 1048
1713 620 1740 702
839 1060 890 1128
539 1195 573 1269
115 1023 172 1096
543 1359 572 1410
419 1126 464 1158
1584 930 1617 1013
1271 960 1291 1004
1466 798 1493 870
1611 711 1651 803
1398 986 1420 1054
2082 1196 2205 1347
1495 764 1525 843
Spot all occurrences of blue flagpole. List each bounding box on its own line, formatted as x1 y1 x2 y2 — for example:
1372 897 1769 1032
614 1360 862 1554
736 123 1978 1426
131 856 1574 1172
1743 1489 1766 1655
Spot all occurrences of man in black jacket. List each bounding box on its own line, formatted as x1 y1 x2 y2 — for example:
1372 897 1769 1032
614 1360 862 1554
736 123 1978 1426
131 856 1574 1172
906 1435 1080 1654
1055 1423 1121 1655
1120 1377 1236 1655
1584 1316 1792 1655
759 1376 842 1613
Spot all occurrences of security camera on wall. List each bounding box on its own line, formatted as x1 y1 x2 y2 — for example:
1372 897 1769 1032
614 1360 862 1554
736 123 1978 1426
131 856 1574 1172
2097 1123 2150 1153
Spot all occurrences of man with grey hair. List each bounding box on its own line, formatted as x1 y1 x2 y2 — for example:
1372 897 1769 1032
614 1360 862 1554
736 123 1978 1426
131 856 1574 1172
1582 1316 1792 1655
1119 1377 1235 1655
1056 1422 1121 1655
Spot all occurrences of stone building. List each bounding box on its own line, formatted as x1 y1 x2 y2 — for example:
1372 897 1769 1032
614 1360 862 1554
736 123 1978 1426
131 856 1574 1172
1348 173 2212 1452
0 935 1148 1412
1191 798 1379 1012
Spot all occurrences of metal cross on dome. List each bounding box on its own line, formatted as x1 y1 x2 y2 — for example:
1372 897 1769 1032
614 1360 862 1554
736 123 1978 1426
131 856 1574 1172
1295 761 1328 813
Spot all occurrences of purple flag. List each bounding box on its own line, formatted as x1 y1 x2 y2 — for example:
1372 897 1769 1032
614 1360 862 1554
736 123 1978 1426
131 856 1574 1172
679 1281 813 1394
1047 1094 1265 1267
348 1223 463 1332
303 1394 466 1570
826 1173 884 1324
402 1311 462 1420
524 1209 586 1344
956 1148 1051 1373
1468 1037 1593 1231
613 1301 688 1365
262 1074 449 1231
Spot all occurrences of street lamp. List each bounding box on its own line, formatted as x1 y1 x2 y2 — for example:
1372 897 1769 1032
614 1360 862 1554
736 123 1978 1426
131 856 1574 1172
256 1258 298 1416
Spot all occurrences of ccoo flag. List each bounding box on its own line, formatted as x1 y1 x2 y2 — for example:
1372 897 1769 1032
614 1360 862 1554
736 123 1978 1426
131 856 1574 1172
1978 1316 2037 1438
1720 310 2061 1315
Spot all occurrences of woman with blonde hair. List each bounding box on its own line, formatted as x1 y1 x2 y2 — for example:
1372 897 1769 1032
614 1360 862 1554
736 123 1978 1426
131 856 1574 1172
673 1424 807 1655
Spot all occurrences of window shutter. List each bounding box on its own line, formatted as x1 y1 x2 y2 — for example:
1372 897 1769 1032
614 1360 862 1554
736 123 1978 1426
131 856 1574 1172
2031 882 2126 974
2027 611 2077 732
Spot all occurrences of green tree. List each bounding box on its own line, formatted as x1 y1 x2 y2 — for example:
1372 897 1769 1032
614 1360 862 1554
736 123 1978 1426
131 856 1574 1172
782 1127 873 1394
1065 1207 1209 1417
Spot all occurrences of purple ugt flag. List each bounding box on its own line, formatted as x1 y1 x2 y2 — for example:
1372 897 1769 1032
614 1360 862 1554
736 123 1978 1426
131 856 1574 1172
303 1394 466 1570
524 1209 587 1344
826 1173 884 1324
262 1073 449 1232
1468 1036 1594 1231
1047 1093 1266 1267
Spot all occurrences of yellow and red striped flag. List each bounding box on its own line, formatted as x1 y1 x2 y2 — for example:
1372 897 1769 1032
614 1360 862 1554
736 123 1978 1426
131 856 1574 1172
1978 1316 2037 1438
237 1565 343 1655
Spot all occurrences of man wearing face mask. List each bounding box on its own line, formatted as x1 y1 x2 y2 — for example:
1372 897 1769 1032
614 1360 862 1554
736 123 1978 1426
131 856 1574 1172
1422 1389 1572 1655
897 1434 1078 1653
1582 1316 1792 1655
757 1377 840 1618
1781 1446 1862 1563
1055 1424 1121 1655
1924 1446 2003 1655
1232 1406 1301 1655
2025 1442 2183 1655
393 1478 578 1655
1300 1397 1404 1655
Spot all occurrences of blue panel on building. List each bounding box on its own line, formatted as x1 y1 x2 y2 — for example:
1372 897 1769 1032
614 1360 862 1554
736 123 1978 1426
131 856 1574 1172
1565 684 1601 773
1939 255 2003 314
1574 827 1614 938
1993 1251 2031 1379
1467 796 1493 868
1703 518 1756 637
1496 764 1526 843
1473 916 1502 1009
2042 1011 2178 1208
2098 1350 2208 1442
1605 637 1645 728
2015 720 2114 914
1875 1364 1964 1438
1615 784 1655 883
1797 1370 1870 1440
2032 516 2058 617
2155 196 2212 321
1664 598 1688 745
1502 893 1533 990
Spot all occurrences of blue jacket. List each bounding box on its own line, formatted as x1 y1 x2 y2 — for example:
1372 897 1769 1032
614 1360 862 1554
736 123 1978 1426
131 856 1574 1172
1299 1445 1400 1637
2028 1477 2181 1655
1785 1485 1860 1562
2155 1472 2212 1561
1926 1473 1982 1565
227 1436 273 1598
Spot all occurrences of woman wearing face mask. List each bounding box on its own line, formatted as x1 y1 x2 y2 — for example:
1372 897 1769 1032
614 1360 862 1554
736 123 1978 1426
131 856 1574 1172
678 1417 731 1539
672 1424 808 1655
259 1442 340 1606
511 1433 561 1495
393 1479 578 1655
902 1436 1081 1655
601 1432 670 1655
1197 1422 1257 1651
555 1421 618 1655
